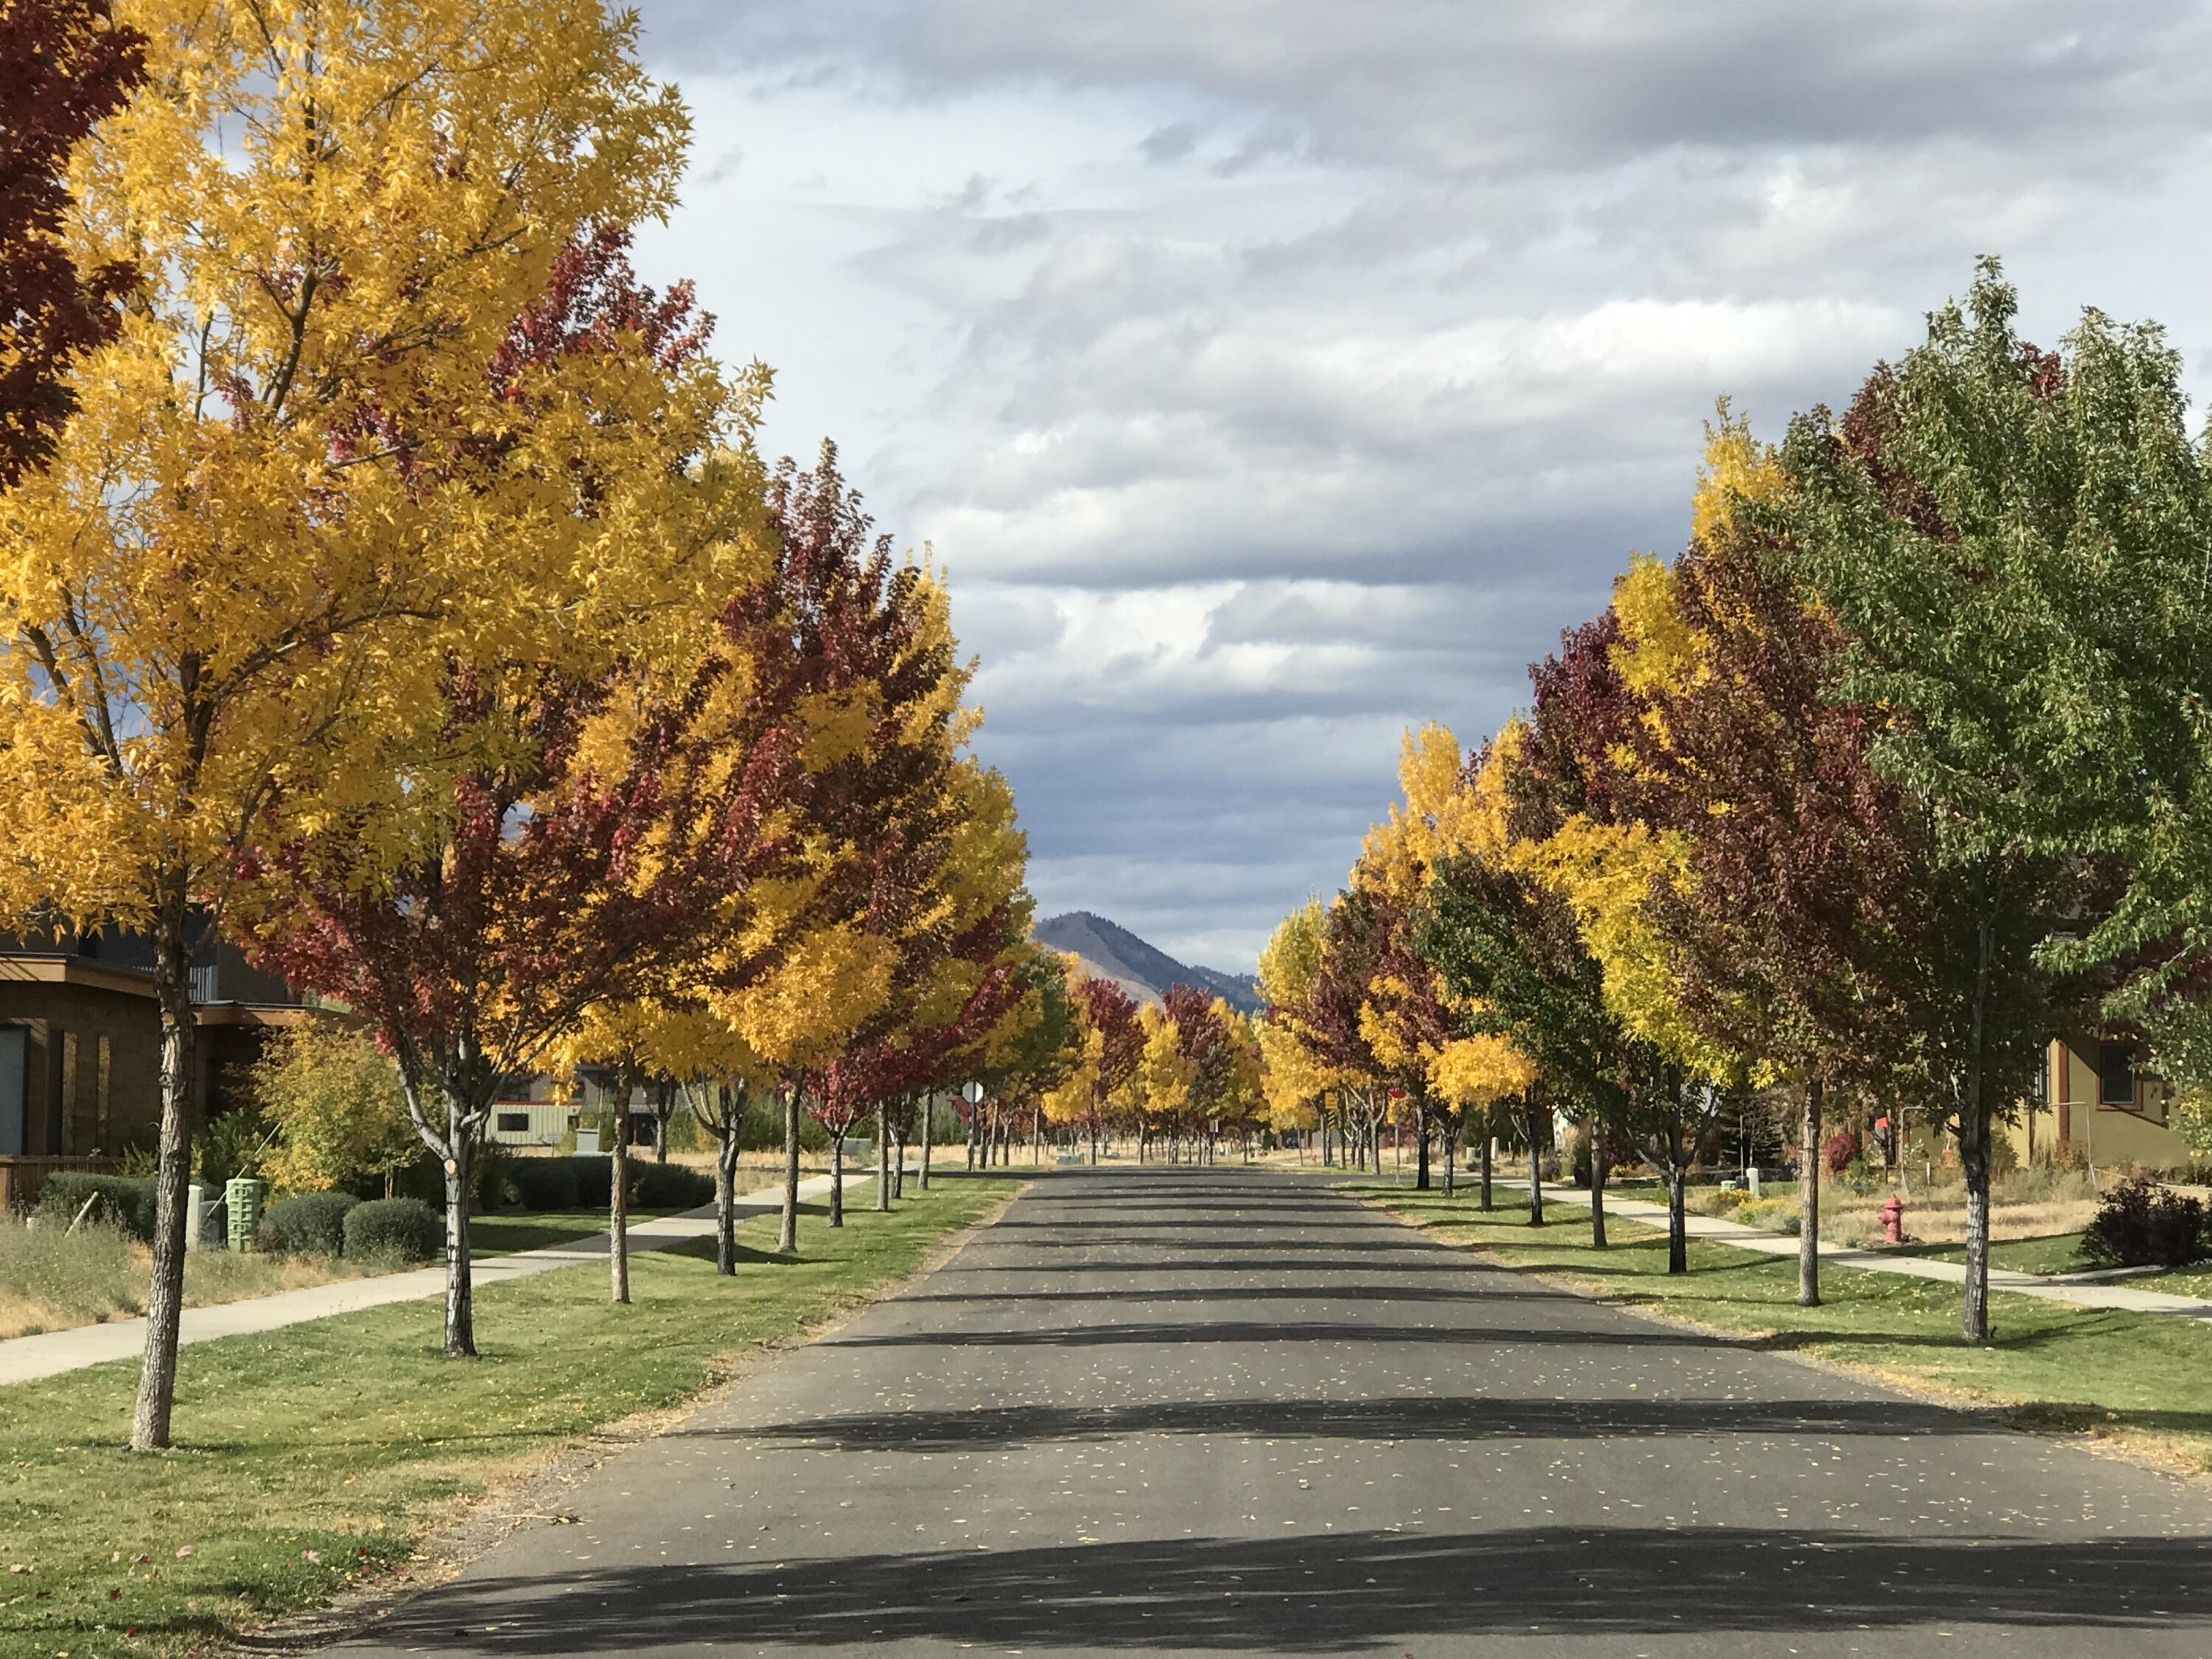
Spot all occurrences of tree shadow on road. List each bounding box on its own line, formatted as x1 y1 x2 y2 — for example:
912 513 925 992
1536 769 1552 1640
364 1525 2212 1652
816 1318 1728 1352
691 1390 1993 1453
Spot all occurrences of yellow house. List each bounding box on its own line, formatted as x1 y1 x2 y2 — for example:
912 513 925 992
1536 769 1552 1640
2006 1030 2192 1171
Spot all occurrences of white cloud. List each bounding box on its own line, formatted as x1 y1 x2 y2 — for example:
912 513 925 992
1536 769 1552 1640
625 0 2212 967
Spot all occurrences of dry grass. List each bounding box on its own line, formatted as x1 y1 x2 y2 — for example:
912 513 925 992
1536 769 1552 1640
1675 1164 2104 1251
0 1214 383 1339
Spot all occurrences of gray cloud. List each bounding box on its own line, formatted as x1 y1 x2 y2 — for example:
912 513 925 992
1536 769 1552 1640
628 0 2212 967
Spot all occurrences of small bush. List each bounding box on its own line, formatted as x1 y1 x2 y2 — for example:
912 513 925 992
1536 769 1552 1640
630 1162 712 1209
341 1197 443 1265
35 1175 156 1242
1822 1130 1859 1177
2081 1176 2206 1269
511 1158 581 1211
262 1191 358 1256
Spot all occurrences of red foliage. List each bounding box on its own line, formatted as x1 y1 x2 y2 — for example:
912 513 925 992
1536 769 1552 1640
0 0 144 487
1823 1128 1860 1177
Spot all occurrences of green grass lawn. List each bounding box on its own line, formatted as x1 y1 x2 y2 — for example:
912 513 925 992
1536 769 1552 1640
465 1209 682 1257
1356 1181 2212 1472
0 1178 1015 1659
1891 1231 2090 1275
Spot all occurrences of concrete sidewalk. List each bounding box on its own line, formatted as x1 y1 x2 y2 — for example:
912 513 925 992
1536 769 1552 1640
1484 1176 2212 1318
0 1168 891 1388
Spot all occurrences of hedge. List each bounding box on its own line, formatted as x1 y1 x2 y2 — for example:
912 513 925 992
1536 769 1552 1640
630 1161 713 1209
262 1191 358 1256
341 1197 442 1264
35 1174 157 1241
509 1158 581 1211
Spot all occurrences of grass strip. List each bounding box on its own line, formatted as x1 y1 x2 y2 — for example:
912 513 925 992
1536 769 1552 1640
0 1178 1016 1658
465 1209 681 1257
1357 1180 2212 1474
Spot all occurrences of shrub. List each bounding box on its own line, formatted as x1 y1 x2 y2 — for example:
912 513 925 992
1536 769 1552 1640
630 1162 712 1209
35 1174 156 1242
342 1197 443 1264
192 1105 275 1189
511 1158 581 1211
2081 1176 2206 1269
248 1020 417 1194
261 1191 358 1256
1822 1130 1859 1177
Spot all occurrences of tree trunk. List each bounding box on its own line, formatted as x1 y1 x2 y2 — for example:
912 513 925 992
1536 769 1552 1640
1590 1132 1608 1250
830 1133 845 1228
778 1085 801 1254
877 1103 891 1211
1798 1076 1823 1308
714 1125 739 1276
132 905 198 1451
1961 912 1995 1343
1666 1162 1688 1274
440 1134 477 1331
609 1074 631 1306
1526 1106 1545 1227
655 1079 672 1164
892 1102 907 1200
1416 1102 1431 1191
1439 1121 1456 1198
919 1091 933 1191
1479 1129 1493 1212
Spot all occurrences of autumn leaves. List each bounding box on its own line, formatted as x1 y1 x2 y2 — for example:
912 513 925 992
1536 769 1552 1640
0 0 1038 1447
1263 262 2212 1343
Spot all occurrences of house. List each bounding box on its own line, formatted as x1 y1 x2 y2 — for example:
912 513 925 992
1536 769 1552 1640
2004 1029 2192 1171
0 927 312 1169
483 1071 669 1150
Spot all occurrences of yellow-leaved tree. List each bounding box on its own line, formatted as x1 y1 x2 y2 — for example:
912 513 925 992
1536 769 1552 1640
0 0 691 1449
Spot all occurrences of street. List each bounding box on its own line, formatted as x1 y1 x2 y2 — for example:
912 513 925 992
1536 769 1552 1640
344 1167 2212 1658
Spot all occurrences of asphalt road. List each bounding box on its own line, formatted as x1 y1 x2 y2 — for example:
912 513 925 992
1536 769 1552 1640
344 1166 2212 1659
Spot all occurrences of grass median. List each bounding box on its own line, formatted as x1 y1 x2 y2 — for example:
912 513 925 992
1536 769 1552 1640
0 1177 1017 1659
1356 1180 2212 1474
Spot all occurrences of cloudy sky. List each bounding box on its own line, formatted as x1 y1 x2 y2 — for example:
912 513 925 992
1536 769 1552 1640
623 1 2212 971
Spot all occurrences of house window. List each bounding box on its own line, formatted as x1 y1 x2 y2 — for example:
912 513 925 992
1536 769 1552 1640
495 1111 529 1133
2098 1043 2137 1107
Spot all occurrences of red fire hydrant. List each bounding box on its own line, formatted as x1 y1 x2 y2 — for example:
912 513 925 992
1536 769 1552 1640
1880 1194 1905 1245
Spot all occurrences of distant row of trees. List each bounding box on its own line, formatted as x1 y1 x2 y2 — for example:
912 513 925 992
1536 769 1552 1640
1262 262 2212 1343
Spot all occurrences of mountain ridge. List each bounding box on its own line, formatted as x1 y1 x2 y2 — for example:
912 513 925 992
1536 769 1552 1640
1034 911 1262 1014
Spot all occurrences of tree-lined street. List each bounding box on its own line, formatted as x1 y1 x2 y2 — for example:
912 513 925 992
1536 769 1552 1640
346 1168 2212 1658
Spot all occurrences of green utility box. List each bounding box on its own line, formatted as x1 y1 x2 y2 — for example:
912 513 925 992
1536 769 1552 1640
225 1177 267 1252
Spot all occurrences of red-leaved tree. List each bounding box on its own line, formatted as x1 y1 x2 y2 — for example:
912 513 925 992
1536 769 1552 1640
0 0 144 488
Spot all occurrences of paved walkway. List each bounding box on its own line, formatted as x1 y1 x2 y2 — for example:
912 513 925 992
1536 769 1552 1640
340 1166 2212 1659
0 1169 886 1386
1485 1177 2212 1318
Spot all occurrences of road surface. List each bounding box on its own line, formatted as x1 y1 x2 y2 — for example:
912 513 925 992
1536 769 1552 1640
342 1166 2212 1658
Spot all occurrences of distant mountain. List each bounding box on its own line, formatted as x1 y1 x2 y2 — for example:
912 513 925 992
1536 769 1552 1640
1034 911 1263 1014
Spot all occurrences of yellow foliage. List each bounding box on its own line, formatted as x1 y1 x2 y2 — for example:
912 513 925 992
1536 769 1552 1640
1258 900 1326 1009
1691 400 1791 547
1354 723 1472 905
1610 552 1706 700
0 0 730 934
716 919 895 1070
1519 813 1730 1076
1430 1033 1536 1107
1130 1005 1192 1121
